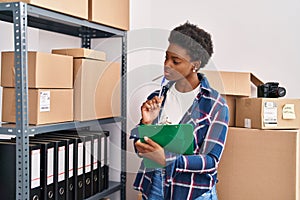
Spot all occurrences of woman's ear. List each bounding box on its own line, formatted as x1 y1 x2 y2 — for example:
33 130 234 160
191 61 201 72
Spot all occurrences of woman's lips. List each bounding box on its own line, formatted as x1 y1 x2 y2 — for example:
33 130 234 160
164 67 172 76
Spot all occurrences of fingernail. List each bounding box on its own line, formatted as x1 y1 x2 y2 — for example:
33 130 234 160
144 136 149 141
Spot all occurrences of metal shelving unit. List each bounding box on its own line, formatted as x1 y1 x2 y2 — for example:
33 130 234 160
0 2 127 200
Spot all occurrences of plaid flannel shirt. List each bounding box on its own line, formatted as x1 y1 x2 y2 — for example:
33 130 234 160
130 73 229 200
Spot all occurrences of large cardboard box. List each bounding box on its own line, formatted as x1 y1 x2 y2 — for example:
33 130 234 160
1 51 73 88
88 0 129 30
52 48 106 61
73 59 121 121
2 88 73 125
0 0 88 19
217 127 300 200
236 97 300 129
202 70 263 126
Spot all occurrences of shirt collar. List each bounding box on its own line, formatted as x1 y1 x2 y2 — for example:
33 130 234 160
198 73 212 94
163 73 212 96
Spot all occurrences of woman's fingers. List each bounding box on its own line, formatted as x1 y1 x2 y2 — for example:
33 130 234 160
142 97 162 111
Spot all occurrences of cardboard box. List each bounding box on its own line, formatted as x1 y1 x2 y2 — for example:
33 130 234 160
2 88 73 125
236 97 300 129
89 0 129 30
217 127 300 200
203 70 263 126
222 95 237 127
73 59 121 121
1 51 73 89
202 70 263 96
0 0 88 19
52 48 106 61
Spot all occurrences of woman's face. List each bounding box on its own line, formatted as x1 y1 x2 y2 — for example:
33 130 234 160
164 43 195 81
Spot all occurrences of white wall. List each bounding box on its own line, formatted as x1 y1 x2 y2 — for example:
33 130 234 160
127 0 300 199
129 0 300 98
1 1 300 199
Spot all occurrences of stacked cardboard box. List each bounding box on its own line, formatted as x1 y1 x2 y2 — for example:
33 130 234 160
0 0 130 30
217 127 300 200
1 51 74 125
88 0 129 30
0 0 88 19
52 48 121 121
202 70 263 126
204 70 300 199
236 97 300 129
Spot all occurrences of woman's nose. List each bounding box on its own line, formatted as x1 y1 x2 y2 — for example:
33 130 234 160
164 59 172 68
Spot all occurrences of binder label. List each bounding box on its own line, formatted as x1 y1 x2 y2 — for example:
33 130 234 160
101 137 105 167
39 91 50 112
69 144 74 178
93 139 98 170
47 148 54 185
78 142 84 175
85 141 92 173
107 137 110 165
31 149 40 189
58 146 65 182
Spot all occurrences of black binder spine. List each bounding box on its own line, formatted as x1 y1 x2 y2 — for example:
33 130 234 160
0 141 42 200
36 134 79 200
103 131 110 190
92 135 99 195
28 139 55 200
77 138 85 200
30 144 42 200
84 137 93 198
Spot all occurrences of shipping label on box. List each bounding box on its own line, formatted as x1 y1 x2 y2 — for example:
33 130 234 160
263 101 278 127
39 91 50 112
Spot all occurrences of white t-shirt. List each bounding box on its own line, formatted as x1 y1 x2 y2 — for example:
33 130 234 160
159 83 200 124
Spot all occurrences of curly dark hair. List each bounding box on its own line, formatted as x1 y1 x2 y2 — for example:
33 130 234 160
168 21 213 68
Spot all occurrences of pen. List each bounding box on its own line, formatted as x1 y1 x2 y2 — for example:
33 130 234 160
158 76 167 98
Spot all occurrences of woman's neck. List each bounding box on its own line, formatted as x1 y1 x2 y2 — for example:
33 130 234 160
175 73 200 93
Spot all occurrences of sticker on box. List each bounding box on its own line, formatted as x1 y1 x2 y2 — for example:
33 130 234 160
244 118 251 128
282 104 296 119
40 91 50 112
263 101 277 127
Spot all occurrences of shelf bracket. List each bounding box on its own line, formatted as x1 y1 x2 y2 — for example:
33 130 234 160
80 27 91 49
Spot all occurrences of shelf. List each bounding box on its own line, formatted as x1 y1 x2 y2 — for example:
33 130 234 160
0 117 124 135
85 181 122 200
0 3 125 38
0 2 127 200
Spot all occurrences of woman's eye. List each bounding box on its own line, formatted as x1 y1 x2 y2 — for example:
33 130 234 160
173 60 180 65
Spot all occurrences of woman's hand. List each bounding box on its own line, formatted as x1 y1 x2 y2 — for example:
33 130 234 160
141 96 164 124
135 137 166 166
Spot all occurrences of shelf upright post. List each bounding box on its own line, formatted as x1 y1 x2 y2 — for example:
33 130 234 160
121 32 127 200
12 2 30 200
80 26 91 49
